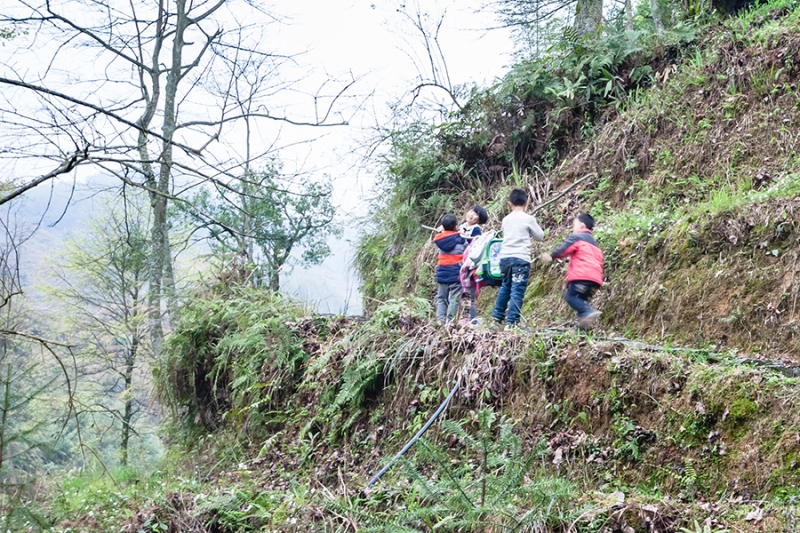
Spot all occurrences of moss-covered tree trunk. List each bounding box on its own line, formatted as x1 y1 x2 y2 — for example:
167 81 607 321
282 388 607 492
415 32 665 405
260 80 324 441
575 0 603 36
651 0 664 33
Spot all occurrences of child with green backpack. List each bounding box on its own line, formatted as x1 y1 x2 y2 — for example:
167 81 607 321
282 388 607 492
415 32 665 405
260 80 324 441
459 205 488 242
458 205 488 320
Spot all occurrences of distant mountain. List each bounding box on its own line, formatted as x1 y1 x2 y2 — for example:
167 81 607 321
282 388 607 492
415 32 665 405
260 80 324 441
14 177 362 315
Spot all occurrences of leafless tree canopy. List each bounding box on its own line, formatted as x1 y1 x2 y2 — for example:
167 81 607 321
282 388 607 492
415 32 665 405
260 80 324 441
0 0 360 201
0 0 362 355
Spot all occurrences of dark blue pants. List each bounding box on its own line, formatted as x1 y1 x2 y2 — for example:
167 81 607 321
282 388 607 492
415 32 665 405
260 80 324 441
564 281 600 317
492 257 530 324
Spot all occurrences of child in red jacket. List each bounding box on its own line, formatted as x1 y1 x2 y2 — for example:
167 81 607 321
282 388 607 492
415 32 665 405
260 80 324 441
540 213 604 329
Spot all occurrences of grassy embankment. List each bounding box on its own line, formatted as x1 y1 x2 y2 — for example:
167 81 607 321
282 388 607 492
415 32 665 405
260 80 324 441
44 287 800 532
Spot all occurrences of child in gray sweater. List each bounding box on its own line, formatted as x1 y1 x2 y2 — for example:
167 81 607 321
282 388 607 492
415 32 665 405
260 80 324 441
491 188 544 328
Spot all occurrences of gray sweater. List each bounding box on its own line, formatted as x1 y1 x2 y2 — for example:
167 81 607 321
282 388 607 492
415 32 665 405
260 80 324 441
499 209 545 261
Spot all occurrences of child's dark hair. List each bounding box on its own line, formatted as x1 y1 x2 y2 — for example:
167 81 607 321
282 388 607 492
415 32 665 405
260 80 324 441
441 214 458 231
472 205 488 224
577 212 595 230
508 188 528 206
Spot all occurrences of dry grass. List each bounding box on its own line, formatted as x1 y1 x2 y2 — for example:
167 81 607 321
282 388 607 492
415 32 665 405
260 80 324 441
497 22 800 358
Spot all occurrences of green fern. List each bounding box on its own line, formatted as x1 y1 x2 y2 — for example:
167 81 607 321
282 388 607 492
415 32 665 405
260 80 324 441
681 458 699 494
157 286 307 440
329 354 382 412
352 409 577 532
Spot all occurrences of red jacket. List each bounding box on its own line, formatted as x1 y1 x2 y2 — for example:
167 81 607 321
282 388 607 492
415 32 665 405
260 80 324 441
551 229 604 285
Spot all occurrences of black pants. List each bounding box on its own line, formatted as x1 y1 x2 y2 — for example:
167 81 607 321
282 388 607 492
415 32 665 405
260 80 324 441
564 281 600 317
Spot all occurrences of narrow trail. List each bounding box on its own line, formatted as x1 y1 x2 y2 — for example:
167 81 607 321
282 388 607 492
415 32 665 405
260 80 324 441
515 322 800 377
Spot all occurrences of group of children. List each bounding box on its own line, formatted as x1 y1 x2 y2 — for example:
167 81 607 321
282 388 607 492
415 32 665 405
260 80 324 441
433 188 604 331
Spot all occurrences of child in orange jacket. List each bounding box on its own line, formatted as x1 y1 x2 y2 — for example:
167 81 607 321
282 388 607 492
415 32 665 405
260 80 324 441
433 214 467 322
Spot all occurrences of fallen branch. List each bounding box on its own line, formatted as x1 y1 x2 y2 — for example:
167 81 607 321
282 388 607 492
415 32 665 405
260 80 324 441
419 173 596 232
736 358 800 378
538 328 800 377
530 173 596 215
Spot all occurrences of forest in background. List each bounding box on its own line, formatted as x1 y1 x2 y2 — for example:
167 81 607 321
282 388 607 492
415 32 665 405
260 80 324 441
1 0 799 530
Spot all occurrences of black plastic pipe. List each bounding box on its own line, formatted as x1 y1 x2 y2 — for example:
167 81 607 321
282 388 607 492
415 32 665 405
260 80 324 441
365 381 460 488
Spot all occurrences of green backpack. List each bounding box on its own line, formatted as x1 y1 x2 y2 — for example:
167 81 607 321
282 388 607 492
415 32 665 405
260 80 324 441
474 233 503 287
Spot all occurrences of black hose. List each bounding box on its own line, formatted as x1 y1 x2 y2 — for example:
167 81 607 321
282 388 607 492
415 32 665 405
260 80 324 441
365 381 461 488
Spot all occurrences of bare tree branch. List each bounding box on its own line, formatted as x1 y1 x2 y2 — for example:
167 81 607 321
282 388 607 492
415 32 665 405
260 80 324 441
0 148 88 206
0 76 202 156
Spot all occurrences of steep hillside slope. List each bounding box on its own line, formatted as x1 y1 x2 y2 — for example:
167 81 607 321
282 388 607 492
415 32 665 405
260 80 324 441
531 7 800 356
48 291 800 531
40 4 800 533
358 1 800 358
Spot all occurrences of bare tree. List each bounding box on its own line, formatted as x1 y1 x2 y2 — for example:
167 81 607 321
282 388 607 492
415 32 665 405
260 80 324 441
362 1 467 162
0 0 359 355
0 210 81 526
44 194 151 466
392 1 468 115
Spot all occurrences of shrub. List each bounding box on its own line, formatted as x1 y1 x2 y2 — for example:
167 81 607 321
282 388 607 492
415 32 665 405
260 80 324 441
156 284 307 442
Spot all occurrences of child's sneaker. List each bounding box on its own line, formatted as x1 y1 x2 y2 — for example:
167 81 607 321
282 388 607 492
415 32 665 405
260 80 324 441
577 310 602 330
486 317 503 330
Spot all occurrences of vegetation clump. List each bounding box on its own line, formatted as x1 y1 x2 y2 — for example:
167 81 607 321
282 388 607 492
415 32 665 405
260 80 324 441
158 285 307 440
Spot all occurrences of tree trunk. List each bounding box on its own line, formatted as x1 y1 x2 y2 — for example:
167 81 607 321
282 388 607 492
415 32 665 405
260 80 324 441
574 0 603 37
149 0 187 357
650 0 664 33
120 340 137 467
241 116 255 286
148 196 167 358
0 364 10 473
163 231 177 330
625 0 634 30
139 11 164 359
269 270 280 292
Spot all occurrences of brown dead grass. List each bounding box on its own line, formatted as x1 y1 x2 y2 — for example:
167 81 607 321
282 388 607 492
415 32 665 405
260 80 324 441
513 24 800 357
